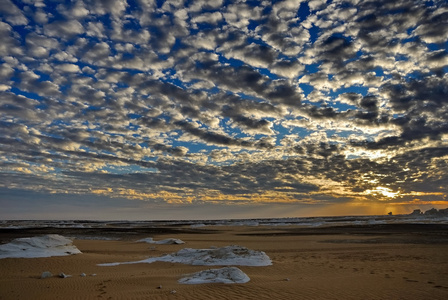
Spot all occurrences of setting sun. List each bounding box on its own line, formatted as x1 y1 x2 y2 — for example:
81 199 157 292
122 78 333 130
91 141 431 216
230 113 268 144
365 186 400 199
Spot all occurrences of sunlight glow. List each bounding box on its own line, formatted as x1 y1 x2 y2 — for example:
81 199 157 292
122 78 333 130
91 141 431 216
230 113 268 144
365 186 399 198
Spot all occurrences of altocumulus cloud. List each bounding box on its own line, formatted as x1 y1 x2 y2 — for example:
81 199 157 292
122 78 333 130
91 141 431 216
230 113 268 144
0 0 447 218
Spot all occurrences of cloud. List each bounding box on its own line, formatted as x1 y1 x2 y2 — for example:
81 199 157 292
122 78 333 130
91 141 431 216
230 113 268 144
18 71 61 97
33 9 50 24
174 120 261 148
191 11 223 26
0 22 23 56
87 0 128 18
44 19 85 39
188 0 224 13
0 0 28 25
54 63 81 73
1 0 447 216
0 63 14 81
57 1 90 19
223 2 264 30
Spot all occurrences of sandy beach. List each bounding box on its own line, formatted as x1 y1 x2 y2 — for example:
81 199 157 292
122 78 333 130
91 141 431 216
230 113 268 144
1 223 448 299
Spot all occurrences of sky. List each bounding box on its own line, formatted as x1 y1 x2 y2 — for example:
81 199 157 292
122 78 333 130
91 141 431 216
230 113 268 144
1 0 448 220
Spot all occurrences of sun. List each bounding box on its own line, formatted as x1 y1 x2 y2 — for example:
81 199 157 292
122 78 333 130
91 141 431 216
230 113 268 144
365 186 400 198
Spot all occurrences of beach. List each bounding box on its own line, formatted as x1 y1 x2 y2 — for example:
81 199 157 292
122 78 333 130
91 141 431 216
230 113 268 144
1 222 448 299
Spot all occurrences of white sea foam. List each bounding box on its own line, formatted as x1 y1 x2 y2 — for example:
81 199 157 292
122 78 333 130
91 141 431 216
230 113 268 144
99 245 271 267
190 223 206 228
137 237 185 244
1 212 447 230
0 234 81 259
74 236 120 241
179 267 250 284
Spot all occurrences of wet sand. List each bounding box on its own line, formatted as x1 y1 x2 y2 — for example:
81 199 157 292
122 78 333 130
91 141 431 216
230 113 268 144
1 224 448 299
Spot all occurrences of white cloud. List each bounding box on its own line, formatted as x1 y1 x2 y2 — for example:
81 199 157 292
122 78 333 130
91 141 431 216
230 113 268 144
109 19 151 44
44 20 84 39
270 59 305 78
85 22 106 38
28 35 57 50
188 0 223 13
57 1 89 19
0 22 23 56
28 46 49 58
87 0 128 18
81 42 110 63
53 51 78 63
0 84 10 91
308 0 326 11
0 63 15 80
33 9 49 24
223 3 262 29
219 42 276 69
0 0 28 25
272 0 304 19
191 12 223 25
55 64 81 73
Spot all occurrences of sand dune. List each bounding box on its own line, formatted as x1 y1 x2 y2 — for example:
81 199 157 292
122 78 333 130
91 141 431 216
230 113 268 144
1 224 448 299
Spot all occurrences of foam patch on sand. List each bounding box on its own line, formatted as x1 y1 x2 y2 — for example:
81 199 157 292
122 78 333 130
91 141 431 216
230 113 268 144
137 237 185 244
0 234 81 259
99 245 271 266
179 267 250 284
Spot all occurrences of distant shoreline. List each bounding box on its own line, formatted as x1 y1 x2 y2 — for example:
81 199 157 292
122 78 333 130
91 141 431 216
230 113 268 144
1 221 448 245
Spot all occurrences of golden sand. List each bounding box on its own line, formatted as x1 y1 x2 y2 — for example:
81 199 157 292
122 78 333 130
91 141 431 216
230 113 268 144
1 225 448 299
